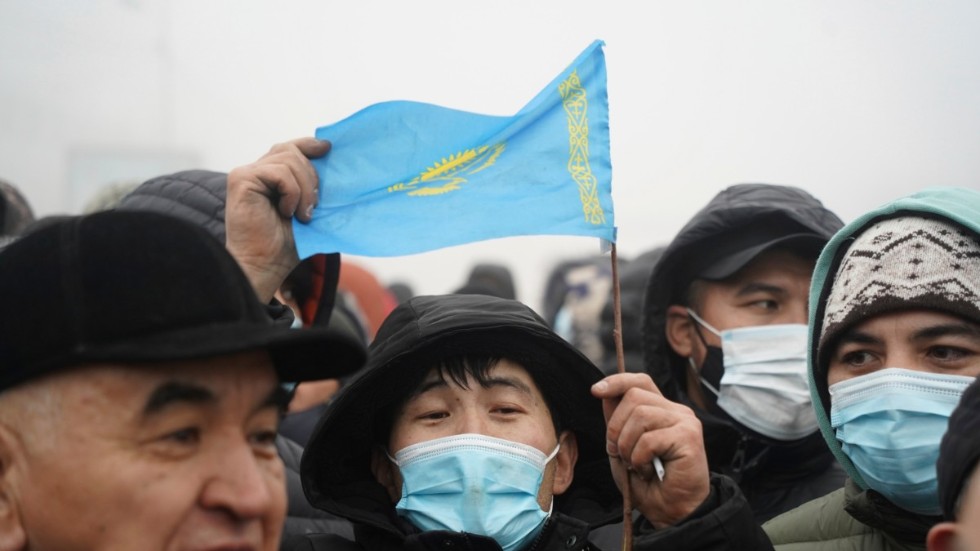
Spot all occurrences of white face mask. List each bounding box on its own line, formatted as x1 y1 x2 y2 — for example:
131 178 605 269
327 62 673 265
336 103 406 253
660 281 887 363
688 309 819 441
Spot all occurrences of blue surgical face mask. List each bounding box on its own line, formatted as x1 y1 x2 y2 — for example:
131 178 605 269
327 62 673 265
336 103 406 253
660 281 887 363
829 367 974 515
687 310 818 441
390 434 560 551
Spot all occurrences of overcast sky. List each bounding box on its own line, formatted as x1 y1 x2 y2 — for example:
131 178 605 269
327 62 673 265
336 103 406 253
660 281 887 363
3 1 979 310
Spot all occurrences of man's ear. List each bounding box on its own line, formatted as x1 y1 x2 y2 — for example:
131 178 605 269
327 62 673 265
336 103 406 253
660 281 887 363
0 425 26 551
926 522 957 551
665 305 696 357
370 446 401 503
550 430 578 496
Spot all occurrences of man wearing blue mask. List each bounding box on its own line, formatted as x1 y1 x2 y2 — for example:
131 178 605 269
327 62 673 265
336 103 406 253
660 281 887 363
285 293 770 551
642 183 847 522
764 187 980 549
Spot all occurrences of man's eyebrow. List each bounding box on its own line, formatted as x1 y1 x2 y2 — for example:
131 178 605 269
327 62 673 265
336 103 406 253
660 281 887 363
142 381 216 416
834 329 881 349
483 375 535 396
408 375 534 397
411 378 449 397
912 322 980 342
734 282 786 297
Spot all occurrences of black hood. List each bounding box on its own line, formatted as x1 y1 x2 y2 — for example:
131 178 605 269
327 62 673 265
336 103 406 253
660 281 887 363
641 183 843 475
301 294 622 537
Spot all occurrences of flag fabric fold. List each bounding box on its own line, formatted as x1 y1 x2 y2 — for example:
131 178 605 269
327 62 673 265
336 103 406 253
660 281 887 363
294 40 615 258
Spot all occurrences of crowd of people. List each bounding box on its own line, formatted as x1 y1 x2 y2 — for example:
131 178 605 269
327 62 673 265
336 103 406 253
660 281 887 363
0 138 978 551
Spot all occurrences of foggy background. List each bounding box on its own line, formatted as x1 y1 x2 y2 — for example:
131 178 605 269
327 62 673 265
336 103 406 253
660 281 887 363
3 1 979 311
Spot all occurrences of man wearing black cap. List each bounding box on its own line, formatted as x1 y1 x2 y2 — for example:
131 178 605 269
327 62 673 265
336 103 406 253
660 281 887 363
0 138 366 550
284 293 770 551
641 183 846 522
928 378 980 551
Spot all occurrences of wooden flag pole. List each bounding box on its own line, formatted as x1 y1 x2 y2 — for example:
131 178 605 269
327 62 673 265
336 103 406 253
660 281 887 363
610 243 633 551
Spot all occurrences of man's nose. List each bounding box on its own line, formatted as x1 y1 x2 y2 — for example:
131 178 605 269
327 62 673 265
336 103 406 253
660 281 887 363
457 409 489 435
200 439 281 520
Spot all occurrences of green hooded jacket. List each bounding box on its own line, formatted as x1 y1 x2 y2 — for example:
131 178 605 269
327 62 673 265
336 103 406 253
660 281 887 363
763 187 980 551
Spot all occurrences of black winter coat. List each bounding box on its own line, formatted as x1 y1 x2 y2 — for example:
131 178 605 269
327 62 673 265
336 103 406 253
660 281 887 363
282 475 774 551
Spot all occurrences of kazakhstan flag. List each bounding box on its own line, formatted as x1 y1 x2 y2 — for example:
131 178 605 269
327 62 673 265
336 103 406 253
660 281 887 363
294 40 615 258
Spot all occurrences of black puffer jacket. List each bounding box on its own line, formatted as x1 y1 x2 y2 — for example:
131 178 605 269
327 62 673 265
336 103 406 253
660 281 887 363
279 436 355 539
641 184 846 523
283 474 771 551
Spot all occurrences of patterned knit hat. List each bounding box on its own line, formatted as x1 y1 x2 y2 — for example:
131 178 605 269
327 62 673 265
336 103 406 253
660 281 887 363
818 216 980 363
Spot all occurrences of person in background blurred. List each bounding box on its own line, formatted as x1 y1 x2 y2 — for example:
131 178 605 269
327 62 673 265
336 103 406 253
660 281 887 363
276 254 368 447
81 180 140 213
541 255 614 366
453 262 517 300
598 247 664 376
387 281 415 305
338 260 398 340
0 179 35 248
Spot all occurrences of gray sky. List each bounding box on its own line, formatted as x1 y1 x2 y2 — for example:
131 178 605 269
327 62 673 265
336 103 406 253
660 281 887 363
3 1 979 310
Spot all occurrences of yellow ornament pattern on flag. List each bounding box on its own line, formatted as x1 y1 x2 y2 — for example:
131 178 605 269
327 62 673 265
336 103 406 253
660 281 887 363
559 69 605 226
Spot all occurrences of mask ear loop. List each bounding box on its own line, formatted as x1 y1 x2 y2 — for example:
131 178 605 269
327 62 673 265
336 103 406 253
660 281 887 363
545 442 561 463
385 448 400 467
541 442 562 518
688 357 721 398
686 308 722 338
685 308 722 397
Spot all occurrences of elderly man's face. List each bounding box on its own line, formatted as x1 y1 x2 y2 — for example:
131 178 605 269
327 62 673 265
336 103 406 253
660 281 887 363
0 350 287 551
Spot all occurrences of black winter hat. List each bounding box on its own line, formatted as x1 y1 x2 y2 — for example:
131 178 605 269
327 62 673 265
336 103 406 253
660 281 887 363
0 210 366 389
301 294 621 530
938 376 980 520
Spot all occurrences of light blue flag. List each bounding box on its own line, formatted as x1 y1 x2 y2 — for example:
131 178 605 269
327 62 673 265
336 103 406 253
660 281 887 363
294 40 615 258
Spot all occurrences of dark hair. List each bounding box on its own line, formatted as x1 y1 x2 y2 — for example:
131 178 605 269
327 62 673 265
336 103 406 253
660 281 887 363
373 354 563 448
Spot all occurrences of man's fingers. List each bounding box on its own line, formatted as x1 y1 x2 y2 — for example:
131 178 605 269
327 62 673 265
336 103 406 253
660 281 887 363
280 149 319 222
264 139 328 222
591 372 663 400
233 162 302 218
269 137 331 159
607 398 684 459
292 137 331 159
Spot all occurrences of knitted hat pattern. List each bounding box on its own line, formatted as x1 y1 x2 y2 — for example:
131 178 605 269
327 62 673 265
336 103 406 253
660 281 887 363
819 216 980 360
